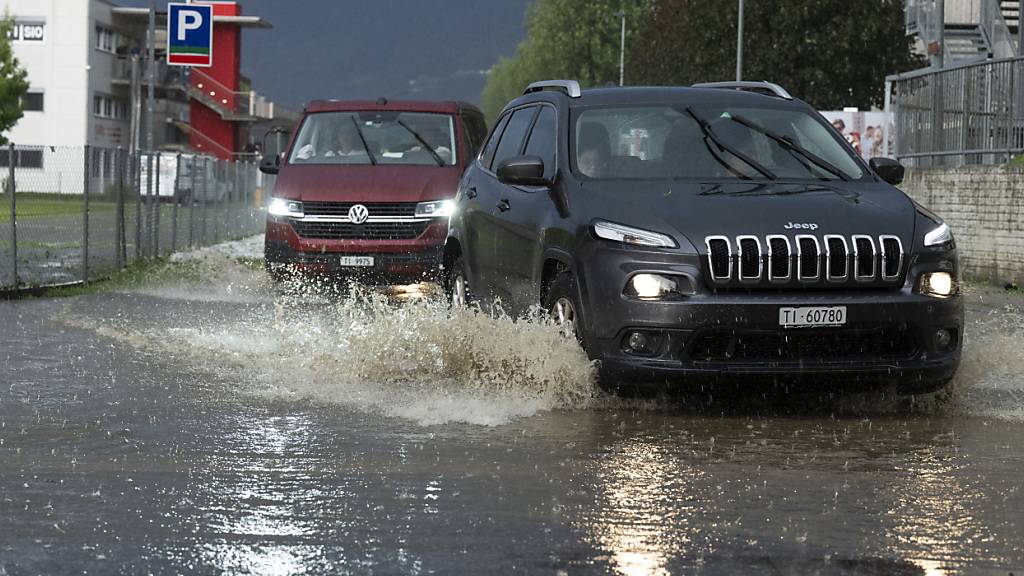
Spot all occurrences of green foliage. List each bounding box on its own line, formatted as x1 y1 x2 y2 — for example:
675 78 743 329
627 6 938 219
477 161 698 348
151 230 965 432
0 15 29 144
480 0 650 121
628 0 924 110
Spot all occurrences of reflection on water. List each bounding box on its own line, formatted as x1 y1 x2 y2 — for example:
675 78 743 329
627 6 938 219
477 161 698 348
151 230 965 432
191 414 337 575
587 437 699 576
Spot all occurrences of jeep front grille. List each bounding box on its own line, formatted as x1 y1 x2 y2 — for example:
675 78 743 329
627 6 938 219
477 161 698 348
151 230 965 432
704 234 905 288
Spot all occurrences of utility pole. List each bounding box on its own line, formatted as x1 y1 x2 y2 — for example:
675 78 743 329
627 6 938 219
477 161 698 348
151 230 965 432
145 0 156 152
736 0 745 81
615 11 626 86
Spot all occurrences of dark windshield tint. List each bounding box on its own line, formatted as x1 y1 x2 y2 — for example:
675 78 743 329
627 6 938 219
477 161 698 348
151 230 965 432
573 105 864 181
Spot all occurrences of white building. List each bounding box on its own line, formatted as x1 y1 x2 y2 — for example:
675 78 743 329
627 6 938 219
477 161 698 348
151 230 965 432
5 0 141 152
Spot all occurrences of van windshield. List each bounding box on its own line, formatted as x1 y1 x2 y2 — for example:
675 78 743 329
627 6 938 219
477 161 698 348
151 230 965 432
288 111 457 166
573 105 864 181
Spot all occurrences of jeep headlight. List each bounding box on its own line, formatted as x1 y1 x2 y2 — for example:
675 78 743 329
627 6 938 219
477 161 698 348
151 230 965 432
268 198 303 218
593 220 677 248
924 222 953 247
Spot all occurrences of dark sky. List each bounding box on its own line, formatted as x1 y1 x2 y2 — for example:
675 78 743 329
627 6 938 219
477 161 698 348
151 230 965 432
120 0 532 111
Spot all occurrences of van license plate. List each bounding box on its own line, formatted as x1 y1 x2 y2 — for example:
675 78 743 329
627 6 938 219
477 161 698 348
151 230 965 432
338 256 374 267
779 306 846 328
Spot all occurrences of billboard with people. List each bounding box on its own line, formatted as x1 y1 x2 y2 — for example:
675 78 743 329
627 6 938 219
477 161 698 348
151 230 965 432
820 110 893 160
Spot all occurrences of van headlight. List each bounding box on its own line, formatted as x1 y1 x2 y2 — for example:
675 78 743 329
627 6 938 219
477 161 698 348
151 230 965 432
268 198 304 218
415 200 454 218
593 220 677 248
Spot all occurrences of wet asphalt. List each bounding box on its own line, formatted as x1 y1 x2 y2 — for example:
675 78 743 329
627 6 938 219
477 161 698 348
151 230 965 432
1 279 1022 575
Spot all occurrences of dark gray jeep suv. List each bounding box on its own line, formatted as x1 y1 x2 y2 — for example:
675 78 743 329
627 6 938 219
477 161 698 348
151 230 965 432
444 80 962 393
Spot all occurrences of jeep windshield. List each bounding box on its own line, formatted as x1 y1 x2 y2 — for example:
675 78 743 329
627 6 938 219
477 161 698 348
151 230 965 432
572 104 864 181
288 111 457 166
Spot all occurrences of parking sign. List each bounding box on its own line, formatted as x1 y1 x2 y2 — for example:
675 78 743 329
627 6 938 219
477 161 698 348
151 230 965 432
167 3 213 67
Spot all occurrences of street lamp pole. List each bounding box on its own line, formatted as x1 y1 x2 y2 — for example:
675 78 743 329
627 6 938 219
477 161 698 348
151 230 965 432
616 11 626 86
736 0 744 81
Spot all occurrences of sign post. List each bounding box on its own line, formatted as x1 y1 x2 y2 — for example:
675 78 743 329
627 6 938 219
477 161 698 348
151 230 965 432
167 3 213 67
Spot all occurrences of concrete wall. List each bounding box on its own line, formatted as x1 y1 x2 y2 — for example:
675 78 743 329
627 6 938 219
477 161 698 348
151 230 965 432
900 165 1024 285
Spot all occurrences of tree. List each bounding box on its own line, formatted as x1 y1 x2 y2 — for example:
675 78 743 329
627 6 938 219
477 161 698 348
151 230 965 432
627 0 923 110
0 15 29 145
480 0 650 121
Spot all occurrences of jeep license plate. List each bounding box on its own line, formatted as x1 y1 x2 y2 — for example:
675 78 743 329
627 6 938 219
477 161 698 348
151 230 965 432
338 256 374 267
779 306 846 328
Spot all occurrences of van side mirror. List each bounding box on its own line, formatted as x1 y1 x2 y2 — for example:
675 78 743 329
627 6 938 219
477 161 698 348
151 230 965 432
496 155 549 187
869 157 904 185
259 153 280 175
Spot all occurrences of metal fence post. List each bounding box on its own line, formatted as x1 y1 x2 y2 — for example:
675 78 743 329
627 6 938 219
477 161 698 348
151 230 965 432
115 147 125 270
82 145 90 282
171 152 180 252
153 152 161 257
201 157 208 245
189 155 196 246
8 142 16 288
134 151 143 262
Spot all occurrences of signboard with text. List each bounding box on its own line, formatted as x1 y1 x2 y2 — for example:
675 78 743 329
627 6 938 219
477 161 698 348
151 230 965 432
167 3 213 67
8 21 45 43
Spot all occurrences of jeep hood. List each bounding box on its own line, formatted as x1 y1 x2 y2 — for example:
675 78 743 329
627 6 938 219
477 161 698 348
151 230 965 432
578 180 917 252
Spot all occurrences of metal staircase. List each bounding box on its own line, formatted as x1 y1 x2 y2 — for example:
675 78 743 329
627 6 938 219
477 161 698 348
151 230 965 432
187 68 275 123
906 0 1020 64
1002 0 1020 34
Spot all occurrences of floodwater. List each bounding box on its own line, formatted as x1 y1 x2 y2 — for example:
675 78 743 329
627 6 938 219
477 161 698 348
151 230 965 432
1 237 1022 575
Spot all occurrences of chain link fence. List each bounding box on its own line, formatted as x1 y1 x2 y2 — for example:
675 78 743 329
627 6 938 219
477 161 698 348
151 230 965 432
0 144 266 291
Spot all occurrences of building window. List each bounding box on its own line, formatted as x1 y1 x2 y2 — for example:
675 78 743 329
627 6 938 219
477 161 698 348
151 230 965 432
95 25 116 53
94 94 128 120
22 91 43 112
0 148 44 169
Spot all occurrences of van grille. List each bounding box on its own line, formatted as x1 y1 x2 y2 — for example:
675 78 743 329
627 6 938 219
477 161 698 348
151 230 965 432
704 234 905 288
302 202 417 218
291 221 430 240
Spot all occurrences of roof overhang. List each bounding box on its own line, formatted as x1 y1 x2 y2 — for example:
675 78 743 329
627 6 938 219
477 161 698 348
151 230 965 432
111 8 271 29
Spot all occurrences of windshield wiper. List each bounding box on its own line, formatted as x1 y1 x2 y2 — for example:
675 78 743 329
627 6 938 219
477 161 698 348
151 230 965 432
726 113 850 181
396 120 446 167
686 107 777 180
349 117 377 165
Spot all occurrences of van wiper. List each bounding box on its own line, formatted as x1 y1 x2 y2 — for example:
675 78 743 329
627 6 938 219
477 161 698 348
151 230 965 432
726 113 850 181
686 107 776 180
396 120 446 167
349 117 377 165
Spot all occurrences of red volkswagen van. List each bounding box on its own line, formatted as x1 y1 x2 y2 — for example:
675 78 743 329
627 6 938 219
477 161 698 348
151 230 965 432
260 99 487 284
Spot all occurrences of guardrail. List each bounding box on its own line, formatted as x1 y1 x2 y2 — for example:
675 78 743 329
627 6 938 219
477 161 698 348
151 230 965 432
0 145 267 292
191 68 275 120
887 55 1024 166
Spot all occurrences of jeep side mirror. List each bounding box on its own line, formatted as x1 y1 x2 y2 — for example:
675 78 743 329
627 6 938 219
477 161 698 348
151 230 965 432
259 153 280 175
869 157 904 185
496 155 549 187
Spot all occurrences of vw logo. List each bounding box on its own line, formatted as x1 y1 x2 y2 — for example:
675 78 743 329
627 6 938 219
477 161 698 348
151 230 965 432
348 204 369 224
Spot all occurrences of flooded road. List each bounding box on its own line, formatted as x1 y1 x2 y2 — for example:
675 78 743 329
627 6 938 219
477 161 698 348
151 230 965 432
1 238 1023 575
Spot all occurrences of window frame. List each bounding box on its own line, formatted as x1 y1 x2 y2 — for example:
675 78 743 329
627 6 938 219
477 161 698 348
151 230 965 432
487 105 540 174
521 103 558 182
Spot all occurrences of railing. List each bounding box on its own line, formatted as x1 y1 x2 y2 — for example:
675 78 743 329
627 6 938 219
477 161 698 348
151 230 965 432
190 68 275 120
887 55 1024 166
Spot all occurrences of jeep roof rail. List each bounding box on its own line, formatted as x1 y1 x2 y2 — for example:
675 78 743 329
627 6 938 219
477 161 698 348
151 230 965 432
691 81 793 100
524 80 582 98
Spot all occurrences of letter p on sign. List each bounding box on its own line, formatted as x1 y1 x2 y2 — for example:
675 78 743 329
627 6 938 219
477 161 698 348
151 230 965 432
167 3 213 67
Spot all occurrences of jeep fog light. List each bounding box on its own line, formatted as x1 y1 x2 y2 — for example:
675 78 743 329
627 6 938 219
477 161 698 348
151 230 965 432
920 271 954 298
630 274 677 299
